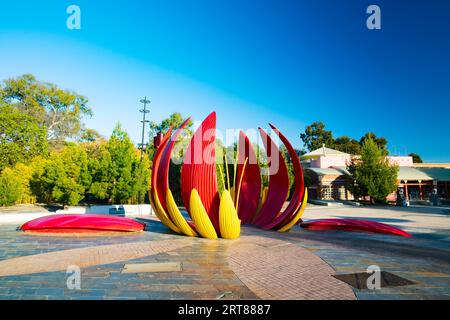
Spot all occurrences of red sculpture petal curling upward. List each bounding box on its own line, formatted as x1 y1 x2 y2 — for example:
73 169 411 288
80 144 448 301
180 112 220 233
157 118 191 208
264 124 305 229
151 128 173 212
20 214 145 233
253 128 290 228
235 131 261 224
300 218 412 237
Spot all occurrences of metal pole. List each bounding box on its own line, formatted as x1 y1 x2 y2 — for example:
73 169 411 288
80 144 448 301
139 97 151 161
138 97 151 204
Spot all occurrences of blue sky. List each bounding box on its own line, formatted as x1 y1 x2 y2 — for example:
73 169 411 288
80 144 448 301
0 0 449 161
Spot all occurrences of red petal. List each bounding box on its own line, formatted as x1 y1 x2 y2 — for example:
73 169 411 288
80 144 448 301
253 128 290 228
264 124 305 229
236 131 261 224
151 128 173 212
157 118 191 208
180 112 220 233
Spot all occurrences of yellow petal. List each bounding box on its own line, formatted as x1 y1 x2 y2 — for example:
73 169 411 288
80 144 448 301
166 189 198 237
278 188 308 232
219 190 241 239
152 189 182 234
189 189 218 239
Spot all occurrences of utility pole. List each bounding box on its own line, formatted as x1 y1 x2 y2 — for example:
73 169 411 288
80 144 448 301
138 97 151 161
138 97 151 205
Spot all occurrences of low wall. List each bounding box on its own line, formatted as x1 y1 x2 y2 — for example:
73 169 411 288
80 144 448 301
56 204 154 217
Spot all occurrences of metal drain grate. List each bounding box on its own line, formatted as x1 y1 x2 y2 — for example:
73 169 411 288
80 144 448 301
122 262 182 273
333 271 415 289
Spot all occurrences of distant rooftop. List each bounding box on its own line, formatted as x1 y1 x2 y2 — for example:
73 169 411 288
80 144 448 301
301 145 349 159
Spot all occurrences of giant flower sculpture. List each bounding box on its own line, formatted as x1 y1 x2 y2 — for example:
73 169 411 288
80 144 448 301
150 112 307 240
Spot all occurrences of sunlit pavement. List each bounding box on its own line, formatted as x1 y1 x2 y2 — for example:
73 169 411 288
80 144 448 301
0 204 448 300
295 204 450 299
0 217 354 300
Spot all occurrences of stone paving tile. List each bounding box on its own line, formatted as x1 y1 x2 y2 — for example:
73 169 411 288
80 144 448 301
1 211 449 300
264 224 450 300
0 227 259 300
0 238 191 277
227 235 356 300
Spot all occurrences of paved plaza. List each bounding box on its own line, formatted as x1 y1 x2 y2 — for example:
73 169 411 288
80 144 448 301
0 204 448 300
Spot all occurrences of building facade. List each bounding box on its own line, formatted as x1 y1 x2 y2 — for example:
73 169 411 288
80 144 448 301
302 146 450 203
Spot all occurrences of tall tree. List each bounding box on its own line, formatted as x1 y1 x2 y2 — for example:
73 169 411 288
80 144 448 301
31 143 91 205
148 112 193 159
347 138 398 203
409 153 423 163
107 123 138 203
333 136 361 155
300 121 334 151
104 123 150 204
85 140 113 201
0 74 92 145
360 132 388 154
0 104 48 171
0 168 23 206
149 112 193 140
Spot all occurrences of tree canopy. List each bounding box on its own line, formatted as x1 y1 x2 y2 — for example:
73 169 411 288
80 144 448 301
0 74 92 145
409 153 423 163
347 138 398 203
300 122 334 151
0 104 48 171
149 112 193 139
359 132 388 153
333 136 361 155
300 121 390 156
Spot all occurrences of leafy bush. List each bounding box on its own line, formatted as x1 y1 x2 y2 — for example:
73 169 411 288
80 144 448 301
31 143 91 205
0 168 23 206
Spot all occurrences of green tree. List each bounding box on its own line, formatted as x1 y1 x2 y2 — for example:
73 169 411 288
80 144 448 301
148 112 193 159
0 74 92 145
360 132 388 154
107 124 137 203
31 143 91 205
0 168 23 206
9 163 38 204
107 123 150 204
300 122 334 151
149 112 193 139
333 136 361 155
0 104 48 171
79 128 103 142
85 141 113 201
409 153 423 163
131 153 152 203
348 138 398 203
